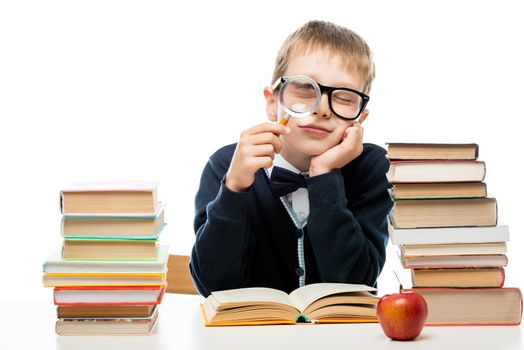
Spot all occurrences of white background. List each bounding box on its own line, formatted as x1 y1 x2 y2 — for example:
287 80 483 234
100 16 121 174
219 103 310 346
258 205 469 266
1 0 523 301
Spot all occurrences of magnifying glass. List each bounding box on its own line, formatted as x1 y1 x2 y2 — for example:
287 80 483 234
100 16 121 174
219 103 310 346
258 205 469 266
274 75 322 125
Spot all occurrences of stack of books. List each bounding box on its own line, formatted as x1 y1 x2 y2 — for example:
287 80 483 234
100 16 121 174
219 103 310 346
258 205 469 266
42 182 169 335
386 143 522 326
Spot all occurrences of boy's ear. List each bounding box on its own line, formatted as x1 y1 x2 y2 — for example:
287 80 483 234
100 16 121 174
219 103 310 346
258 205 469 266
263 86 277 122
359 109 369 124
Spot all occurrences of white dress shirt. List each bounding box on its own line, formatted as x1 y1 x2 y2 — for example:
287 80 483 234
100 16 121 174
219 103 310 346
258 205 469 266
268 154 310 221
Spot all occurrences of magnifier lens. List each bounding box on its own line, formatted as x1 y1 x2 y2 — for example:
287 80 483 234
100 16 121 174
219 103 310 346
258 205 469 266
279 76 321 118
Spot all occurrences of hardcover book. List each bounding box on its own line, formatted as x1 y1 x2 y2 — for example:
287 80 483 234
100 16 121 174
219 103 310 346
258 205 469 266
401 287 522 326
53 285 166 306
43 272 166 287
390 182 487 200
410 268 505 288
400 254 508 269
399 242 507 257
62 238 158 260
388 219 509 245
389 197 497 228
57 304 157 318
61 207 165 238
43 245 169 274
386 160 486 183
55 307 159 335
386 143 479 160
61 181 160 216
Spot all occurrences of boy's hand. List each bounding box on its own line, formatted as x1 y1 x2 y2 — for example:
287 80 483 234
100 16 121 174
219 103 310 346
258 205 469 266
309 122 364 176
226 122 291 192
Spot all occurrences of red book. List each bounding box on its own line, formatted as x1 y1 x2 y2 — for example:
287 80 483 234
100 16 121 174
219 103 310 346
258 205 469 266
53 285 166 306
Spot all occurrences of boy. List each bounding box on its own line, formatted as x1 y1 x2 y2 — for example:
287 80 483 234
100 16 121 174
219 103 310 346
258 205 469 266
190 21 392 297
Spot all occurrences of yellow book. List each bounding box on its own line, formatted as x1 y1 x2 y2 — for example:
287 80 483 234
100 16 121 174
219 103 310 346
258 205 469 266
201 283 378 326
43 272 166 287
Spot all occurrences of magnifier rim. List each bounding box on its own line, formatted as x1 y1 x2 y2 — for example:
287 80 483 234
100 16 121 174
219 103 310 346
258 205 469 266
277 75 321 118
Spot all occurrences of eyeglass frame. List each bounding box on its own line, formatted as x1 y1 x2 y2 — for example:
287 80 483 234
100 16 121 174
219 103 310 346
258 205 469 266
272 75 370 121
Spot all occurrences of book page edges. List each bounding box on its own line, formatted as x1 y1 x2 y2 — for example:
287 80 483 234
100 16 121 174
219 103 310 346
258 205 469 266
289 283 376 312
61 203 165 218
387 160 486 183
200 304 295 326
386 143 479 160
315 318 378 324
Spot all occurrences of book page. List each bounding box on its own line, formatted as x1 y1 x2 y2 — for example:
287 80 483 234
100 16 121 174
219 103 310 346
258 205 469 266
289 283 376 312
210 287 293 307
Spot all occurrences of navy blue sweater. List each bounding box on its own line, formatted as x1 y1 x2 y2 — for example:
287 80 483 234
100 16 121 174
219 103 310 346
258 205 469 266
190 143 392 297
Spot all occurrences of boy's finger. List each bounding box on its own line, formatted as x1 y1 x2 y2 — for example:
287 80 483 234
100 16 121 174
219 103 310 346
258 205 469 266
255 133 283 154
248 122 291 136
250 144 277 158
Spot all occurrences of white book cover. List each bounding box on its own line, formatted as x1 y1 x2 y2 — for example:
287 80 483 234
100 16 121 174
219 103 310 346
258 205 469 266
388 218 510 245
54 286 165 304
61 181 159 192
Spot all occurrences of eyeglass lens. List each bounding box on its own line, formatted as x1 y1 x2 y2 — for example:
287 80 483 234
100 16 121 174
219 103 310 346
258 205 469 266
330 90 363 119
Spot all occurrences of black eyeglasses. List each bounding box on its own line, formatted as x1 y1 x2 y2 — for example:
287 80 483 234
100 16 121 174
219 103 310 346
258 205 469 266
273 76 370 121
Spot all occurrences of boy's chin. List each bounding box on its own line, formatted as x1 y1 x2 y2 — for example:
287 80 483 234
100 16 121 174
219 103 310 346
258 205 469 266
298 145 334 157
283 139 338 158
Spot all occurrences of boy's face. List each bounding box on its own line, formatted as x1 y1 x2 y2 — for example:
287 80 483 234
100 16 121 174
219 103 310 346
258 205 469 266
265 49 369 159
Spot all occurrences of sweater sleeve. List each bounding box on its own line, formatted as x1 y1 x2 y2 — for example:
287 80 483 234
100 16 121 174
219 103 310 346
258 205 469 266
189 145 255 297
305 146 392 287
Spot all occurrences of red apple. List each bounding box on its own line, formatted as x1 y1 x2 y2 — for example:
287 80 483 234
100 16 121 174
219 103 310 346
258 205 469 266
377 292 428 341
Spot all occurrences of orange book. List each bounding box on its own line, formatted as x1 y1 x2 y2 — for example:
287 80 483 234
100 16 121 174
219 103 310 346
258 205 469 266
53 285 166 306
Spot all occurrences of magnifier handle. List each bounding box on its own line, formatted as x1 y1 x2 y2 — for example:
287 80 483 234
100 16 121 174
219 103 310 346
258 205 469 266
279 114 289 126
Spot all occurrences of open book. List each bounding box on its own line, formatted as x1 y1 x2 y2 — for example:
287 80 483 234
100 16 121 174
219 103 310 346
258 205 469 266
201 283 379 326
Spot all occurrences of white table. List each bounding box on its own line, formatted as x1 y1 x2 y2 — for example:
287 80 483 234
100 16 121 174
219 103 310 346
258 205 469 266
3 294 522 350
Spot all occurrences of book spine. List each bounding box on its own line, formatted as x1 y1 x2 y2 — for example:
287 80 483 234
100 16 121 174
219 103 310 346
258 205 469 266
480 161 486 181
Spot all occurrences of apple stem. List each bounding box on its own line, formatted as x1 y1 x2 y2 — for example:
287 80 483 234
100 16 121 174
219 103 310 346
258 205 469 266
393 271 403 292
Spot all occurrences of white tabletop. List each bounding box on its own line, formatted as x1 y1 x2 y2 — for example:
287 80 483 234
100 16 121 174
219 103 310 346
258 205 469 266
3 294 522 350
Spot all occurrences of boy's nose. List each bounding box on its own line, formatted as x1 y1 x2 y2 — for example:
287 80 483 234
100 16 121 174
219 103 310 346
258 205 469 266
314 92 332 119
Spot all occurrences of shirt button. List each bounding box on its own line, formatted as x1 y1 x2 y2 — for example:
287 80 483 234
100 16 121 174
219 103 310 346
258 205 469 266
295 267 304 276
299 211 306 219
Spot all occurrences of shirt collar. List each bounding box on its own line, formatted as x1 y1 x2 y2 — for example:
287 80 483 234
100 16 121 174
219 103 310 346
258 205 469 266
268 154 308 177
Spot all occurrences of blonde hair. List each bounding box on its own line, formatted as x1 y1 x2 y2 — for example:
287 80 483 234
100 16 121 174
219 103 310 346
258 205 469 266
272 20 375 94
